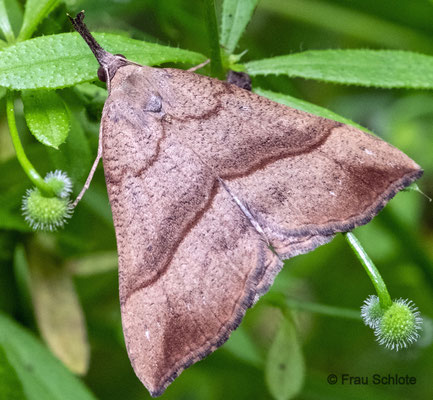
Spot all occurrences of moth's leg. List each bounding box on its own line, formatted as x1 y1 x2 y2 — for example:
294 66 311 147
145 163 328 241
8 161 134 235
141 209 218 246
187 59 210 72
71 119 103 208
72 66 110 208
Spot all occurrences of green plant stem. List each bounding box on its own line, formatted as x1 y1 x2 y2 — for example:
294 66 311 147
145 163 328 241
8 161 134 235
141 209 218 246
345 232 392 309
6 91 55 197
203 0 224 78
266 292 360 320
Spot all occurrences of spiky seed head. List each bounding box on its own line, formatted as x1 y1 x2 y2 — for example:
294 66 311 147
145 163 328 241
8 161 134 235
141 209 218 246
374 298 423 351
44 170 73 198
22 187 72 231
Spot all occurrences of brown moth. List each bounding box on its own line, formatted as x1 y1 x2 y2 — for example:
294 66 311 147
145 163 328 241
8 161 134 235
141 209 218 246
69 12 422 397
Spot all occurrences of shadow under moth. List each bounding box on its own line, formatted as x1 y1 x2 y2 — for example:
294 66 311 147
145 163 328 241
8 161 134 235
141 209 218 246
69 12 422 397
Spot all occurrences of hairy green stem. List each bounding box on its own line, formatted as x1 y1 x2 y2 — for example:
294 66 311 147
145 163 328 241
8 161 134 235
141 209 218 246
6 91 55 197
203 0 224 78
345 232 392 309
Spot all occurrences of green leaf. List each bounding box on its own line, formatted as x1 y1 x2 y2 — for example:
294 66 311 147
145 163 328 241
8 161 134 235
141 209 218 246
265 316 304 400
18 0 61 41
0 0 15 42
45 110 91 181
0 32 207 89
259 0 433 53
0 344 27 400
204 0 224 78
223 324 263 367
4 0 23 38
254 87 372 134
0 312 96 400
22 90 70 149
27 235 90 375
245 50 433 89
220 0 259 54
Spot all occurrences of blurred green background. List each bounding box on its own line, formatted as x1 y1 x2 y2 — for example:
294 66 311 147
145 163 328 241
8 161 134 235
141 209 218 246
0 0 432 399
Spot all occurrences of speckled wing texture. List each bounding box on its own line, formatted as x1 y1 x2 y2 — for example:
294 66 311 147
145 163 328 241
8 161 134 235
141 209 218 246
101 64 422 396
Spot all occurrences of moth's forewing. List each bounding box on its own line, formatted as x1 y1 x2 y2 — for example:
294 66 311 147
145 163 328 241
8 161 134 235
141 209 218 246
102 65 422 396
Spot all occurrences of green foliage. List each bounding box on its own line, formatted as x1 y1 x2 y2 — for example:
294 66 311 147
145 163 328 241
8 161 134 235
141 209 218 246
220 0 259 54
18 0 61 41
0 312 96 400
26 236 89 374
265 316 304 400
0 1 432 400
222 324 263 368
203 0 224 78
22 90 70 148
2 0 22 38
0 344 26 400
0 33 206 89
245 50 433 88
259 0 433 52
0 0 15 42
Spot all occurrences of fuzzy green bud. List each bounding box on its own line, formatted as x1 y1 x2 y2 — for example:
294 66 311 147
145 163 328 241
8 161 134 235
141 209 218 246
361 295 385 329
44 170 73 198
22 187 72 231
374 298 423 351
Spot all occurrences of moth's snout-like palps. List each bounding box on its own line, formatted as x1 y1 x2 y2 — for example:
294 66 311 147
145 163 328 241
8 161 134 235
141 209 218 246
68 11 128 83
70 12 422 397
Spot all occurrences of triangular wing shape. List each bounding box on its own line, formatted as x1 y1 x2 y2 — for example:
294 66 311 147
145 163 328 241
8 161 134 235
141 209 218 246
102 65 421 396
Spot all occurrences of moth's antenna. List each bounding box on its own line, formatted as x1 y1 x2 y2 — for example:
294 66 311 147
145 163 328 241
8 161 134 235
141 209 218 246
68 11 111 67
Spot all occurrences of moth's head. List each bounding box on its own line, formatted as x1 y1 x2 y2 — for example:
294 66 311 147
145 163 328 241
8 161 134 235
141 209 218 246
68 11 129 83
97 54 128 83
